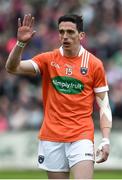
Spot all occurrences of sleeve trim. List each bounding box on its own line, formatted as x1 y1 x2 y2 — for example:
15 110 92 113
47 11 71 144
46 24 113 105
94 86 109 93
29 59 40 74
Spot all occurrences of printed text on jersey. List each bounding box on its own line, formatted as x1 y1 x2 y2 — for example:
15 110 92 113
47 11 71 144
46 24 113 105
51 76 84 94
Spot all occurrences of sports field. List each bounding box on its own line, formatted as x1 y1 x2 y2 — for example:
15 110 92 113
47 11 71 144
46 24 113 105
0 170 122 179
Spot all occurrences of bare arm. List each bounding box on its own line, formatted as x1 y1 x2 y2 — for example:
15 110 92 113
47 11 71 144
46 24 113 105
5 14 36 76
95 91 112 163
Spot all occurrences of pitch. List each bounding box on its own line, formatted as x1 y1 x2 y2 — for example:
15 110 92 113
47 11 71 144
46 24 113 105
0 170 122 179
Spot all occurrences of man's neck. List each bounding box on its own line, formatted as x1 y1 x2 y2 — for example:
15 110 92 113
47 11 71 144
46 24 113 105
63 45 81 58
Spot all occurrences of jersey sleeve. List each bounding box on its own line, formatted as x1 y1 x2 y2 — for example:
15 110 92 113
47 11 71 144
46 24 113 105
93 60 109 93
30 53 50 74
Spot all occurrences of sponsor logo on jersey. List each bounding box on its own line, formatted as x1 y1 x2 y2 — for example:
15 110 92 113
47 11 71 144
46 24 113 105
51 61 60 68
38 155 44 164
52 76 84 94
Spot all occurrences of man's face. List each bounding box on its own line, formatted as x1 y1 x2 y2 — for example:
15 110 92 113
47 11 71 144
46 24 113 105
58 21 84 50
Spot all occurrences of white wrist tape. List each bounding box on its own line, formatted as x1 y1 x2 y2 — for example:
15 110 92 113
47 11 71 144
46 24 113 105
17 41 26 48
98 138 110 151
96 92 112 128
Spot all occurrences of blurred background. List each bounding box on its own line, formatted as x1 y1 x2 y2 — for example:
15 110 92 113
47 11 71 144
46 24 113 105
0 0 122 179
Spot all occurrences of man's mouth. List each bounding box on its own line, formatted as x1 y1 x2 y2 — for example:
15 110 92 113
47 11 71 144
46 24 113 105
63 42 71 46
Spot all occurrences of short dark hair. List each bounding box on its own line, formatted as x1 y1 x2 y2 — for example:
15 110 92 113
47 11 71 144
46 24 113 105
58 14 83 32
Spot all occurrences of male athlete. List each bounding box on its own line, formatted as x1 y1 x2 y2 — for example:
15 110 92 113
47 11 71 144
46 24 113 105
6 14 112 179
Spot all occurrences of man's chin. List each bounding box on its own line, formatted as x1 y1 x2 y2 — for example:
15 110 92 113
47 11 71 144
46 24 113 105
63 44 71 50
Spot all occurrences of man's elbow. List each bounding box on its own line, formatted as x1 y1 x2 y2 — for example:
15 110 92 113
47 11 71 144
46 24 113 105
5 63 16 74
6 68 14 74
5 64 11 73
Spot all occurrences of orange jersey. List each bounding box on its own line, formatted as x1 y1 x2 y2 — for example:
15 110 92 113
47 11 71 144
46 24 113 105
32 46 109 142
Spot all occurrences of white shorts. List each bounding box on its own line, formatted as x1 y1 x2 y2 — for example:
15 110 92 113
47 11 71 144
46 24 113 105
37 139 94 172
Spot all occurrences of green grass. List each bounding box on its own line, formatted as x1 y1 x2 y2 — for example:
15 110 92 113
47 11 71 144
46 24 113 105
0 170 47 179
94 170 122 179
0 170 122 179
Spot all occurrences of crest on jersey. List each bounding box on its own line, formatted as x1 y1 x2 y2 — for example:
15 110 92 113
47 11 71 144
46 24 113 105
80 67 88 75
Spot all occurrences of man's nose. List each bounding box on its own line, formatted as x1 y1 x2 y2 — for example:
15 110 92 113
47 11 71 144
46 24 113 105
63 32 68 39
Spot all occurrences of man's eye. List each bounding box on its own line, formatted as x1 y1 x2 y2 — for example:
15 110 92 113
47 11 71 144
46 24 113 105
67 30 74 34
59 30 64 34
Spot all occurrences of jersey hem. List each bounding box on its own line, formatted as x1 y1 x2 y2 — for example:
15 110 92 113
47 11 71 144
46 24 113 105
38 136 94 143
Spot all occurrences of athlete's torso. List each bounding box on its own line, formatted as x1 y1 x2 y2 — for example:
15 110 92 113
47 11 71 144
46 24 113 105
32 46 108 142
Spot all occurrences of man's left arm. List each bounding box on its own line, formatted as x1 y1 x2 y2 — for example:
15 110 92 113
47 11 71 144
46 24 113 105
95 91 112 163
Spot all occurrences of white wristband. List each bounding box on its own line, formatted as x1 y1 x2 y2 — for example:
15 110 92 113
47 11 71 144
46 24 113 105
17 41 26 48
98 138 110 151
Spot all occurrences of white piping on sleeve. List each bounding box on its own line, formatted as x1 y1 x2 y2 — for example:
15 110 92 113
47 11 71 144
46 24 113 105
29 59 40 74
94 86 109 93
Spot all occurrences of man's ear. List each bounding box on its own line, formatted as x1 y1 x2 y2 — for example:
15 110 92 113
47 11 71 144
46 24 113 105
79 32 85 41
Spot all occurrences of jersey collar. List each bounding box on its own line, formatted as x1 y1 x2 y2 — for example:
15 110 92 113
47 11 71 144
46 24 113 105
59 45 85 57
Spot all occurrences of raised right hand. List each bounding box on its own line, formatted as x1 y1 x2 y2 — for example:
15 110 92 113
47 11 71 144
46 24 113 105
17 14 36 43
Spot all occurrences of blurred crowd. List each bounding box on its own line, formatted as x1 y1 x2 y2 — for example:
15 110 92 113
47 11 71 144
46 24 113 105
0 0 122 132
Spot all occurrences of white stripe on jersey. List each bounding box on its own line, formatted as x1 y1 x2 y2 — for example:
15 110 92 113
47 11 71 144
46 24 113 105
83 51 88 67
81 50 85 67
86 53 90 68
81 50 90 68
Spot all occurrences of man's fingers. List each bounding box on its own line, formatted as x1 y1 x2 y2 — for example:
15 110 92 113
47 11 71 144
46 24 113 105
29 17 35 28
96 157 105 163
25 14 31 26
22 14 34 28
103 148 109 160
96 147 109 163
96 150 103 163
18 18 21 27
96 150 104 163
96 142 110 164
96 149 100 156
31 30 36 37
96 152 108 163
22 14 27 26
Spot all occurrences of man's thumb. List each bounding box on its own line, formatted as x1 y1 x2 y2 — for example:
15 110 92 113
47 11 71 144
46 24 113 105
31 30 36 37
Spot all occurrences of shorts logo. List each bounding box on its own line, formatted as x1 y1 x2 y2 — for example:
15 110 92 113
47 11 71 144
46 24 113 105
85 153 93 157
38 155 44 164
